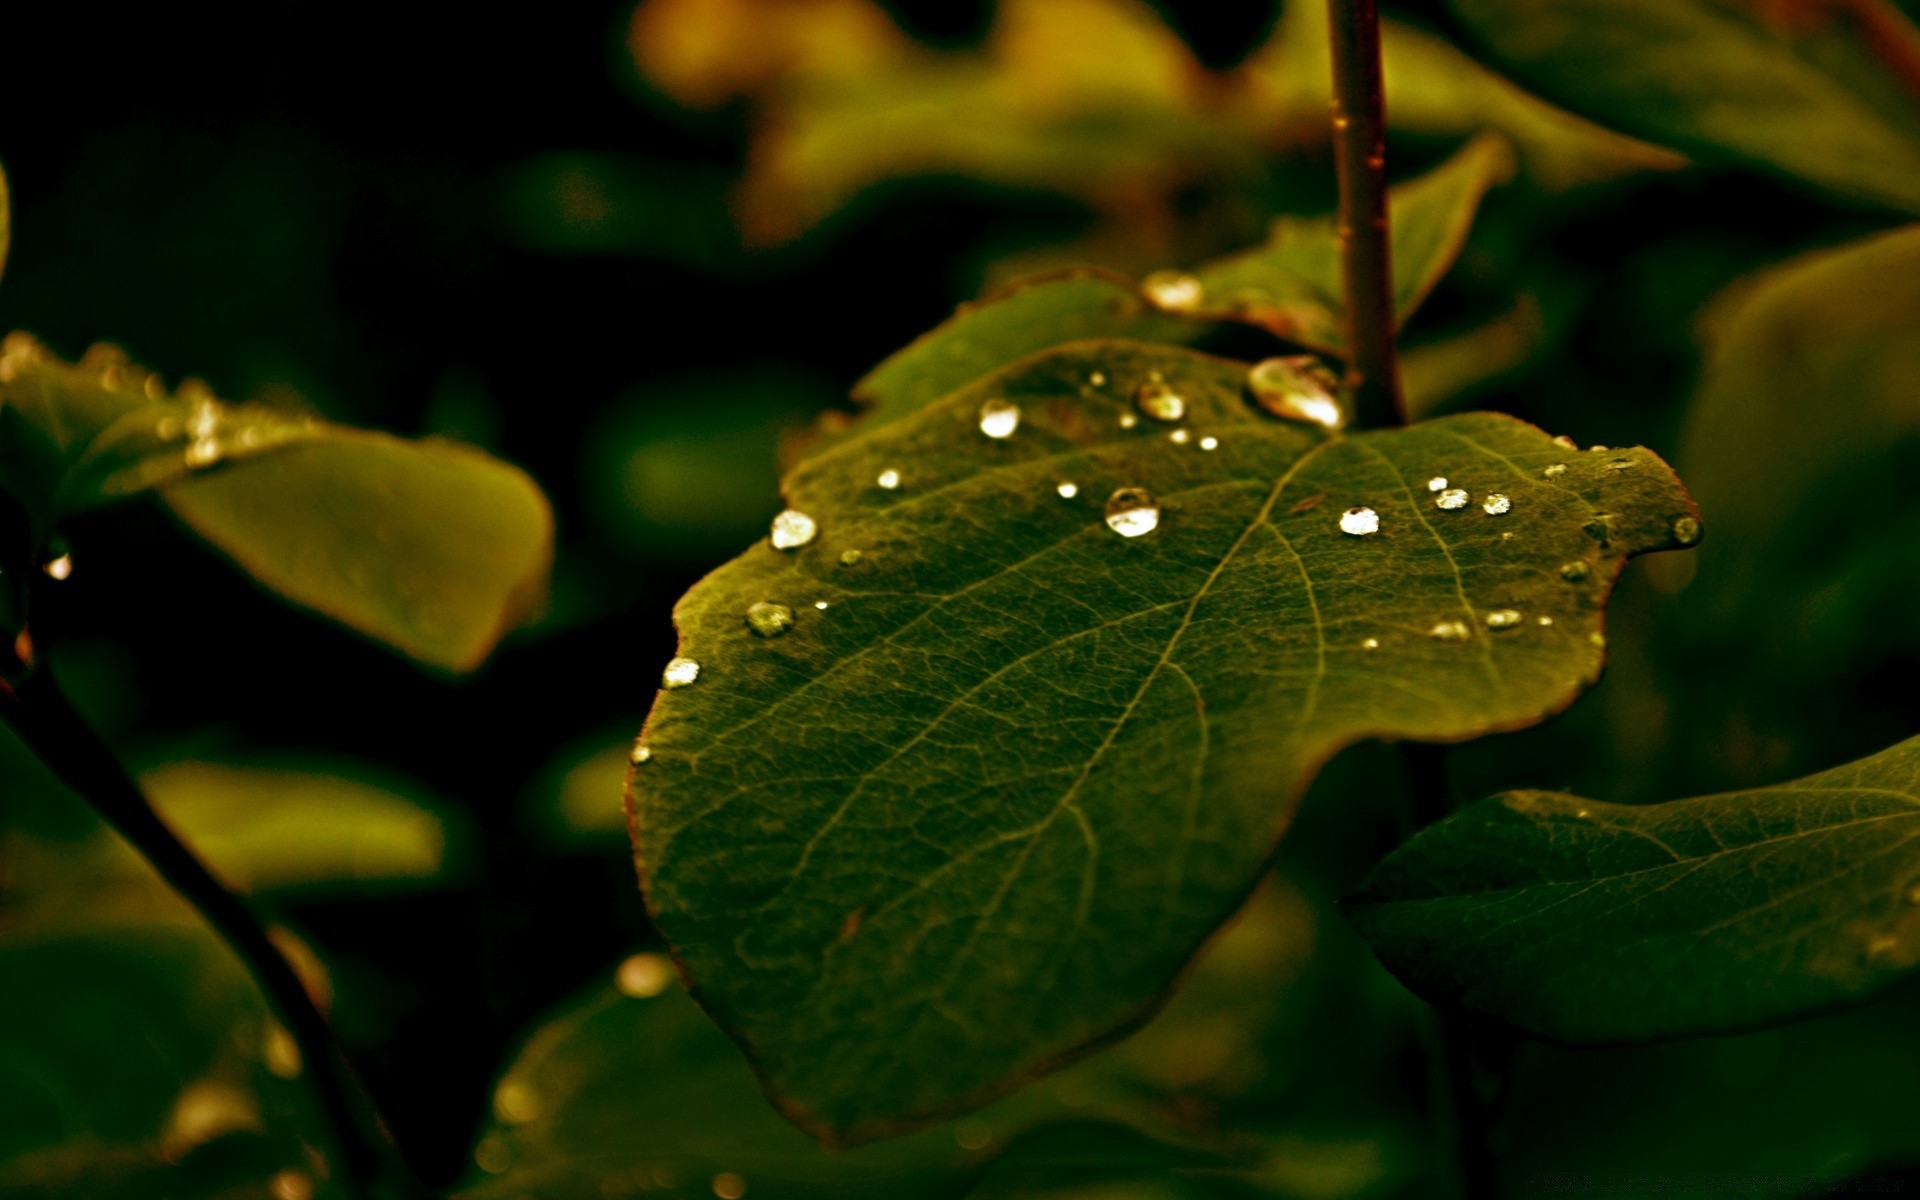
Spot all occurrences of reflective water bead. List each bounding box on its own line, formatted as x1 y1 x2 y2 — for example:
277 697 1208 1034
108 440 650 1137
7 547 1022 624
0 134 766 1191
1135 381 1186 422
813 600 830 610
876 468 901 490
1427 476 1448 492
1056 481 1078 498
661 657 701 688
978 399 1020 439
1339 506 1379 536
1169 428 1191 445
1552 435 1577 449
1199 435 1219 451
746 601 794 637
1542 463 1567 478
1141 269 1204 312
1118 412 1139 429
1104 487 1161 538
1672 515 1702 545
838 549 863 566
1482 493 1512 515
1560 560 1590 582
616 952 673 999
43 553 72 581
1362 637 1381 650
769 508 817 549
1537 615 1554 626
1484 609 1523 630
1435 488 1469 511
1428 620 1471 641
1089 370 1107 387
1247 356 1344 430
629 740 652 765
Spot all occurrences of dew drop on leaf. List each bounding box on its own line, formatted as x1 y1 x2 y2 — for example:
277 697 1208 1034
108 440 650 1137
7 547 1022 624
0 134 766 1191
745 601 794 638
1246 356 1345 430
978 398 1021 439
769 509 817 550
1119 412 1139 430
1056 481 1078 499
661 657 701 689
813 600 829 610
1484 609 1523 630
1560 561 1590 582
629 739 652 765
1436 488 1469 511
1104 487 1161 538
1482 493 1512 515
1135 381 1187 422
1553 435 1577 449
1672 515 1702 545
1428 619 1472 641
1543 463 1567 478
1538 615 1554 626
1089 371 1107 387
1199 436 1219 451
1141 269 1204 312
1607 458 1634 471
493 1080 541 1125
876 468 901 490
838 549 863 566
616 952 674 998
42 553 72 581
1428 476 1448 492
1169 428 1191 445
1339 506 1380 536
1362 637 1381 650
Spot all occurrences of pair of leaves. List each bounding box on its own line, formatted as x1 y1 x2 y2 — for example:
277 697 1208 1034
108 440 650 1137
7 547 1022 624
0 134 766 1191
0 335 553 672
854 132 1514 432
630 338 1699 1144
1448 0 1920 213
1349 225 1920 1047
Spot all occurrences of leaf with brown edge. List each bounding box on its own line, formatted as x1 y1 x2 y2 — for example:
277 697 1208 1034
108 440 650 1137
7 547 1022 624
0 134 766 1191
628 339 1699 1145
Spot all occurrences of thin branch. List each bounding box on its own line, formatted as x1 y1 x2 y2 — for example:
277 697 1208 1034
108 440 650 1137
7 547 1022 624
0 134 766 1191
1326 0 1406 429
0 664 421 1199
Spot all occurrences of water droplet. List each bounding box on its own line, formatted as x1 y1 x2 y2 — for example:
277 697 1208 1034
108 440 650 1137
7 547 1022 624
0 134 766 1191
1199 436 1219 451
42 553 72 581
838 549 864 566
746 602 793 637
1339 506 1379 536
1542 463 1567 478
1672 515 1702 546
1428 620 1471 641
1089 371 1107 387
184 438 221 468
1247 356 1344 430
769 509 817 550
269 1169 314 1200
1118 412 1139 429
616 952 673 998
1589 444 1610 453
1056 481 1078 498
1607 458 1633 471
978 398 1020 439
661 657 701 689
1135 381 1187 422
493 1080 541 1125
1435 488 1469 511
629 739 652 765
1169 428 1191 445
1537 615 1554 626
876 468 901 490
1104 487 1161 538
1484 609 1523 630
1560 561 1590 582
1552 435 1577 449
1361 637 1380 650
1427 476 1448 492
711 1172 748 1200
1482 494 1512 516
1141 269 1204 312
813 600 830 610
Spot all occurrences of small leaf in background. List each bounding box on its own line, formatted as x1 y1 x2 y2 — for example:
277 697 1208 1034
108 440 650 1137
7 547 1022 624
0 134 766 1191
1347 733 1920 1044
521 729 638 849
630 340 1698 1143
1447 0 1920 213
0 337 554 672
1185 133 1515 350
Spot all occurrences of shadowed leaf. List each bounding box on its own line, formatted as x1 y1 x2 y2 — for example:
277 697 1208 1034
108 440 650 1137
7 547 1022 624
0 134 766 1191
630 340 1697 1143
1347 734 1920 1044
1447 0 1920 212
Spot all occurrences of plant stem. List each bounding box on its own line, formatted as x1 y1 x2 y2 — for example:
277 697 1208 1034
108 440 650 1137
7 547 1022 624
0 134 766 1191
1326 0 1405 429
0 665 420 1199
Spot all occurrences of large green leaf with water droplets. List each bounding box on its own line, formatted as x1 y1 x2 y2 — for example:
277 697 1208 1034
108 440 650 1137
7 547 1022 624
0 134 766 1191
630 340 1699 1144
1447 0 1920 213
0 337 553 671
1346 734 1920 1044
854 136 1513 430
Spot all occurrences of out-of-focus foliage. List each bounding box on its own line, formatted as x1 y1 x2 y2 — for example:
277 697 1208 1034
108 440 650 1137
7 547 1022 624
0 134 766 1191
1448 0 1920 213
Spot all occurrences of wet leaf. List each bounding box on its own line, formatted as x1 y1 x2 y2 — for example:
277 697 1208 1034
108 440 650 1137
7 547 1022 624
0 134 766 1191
1447 0 1920 212
630 340 1698 1143
1347 733 1920 1044
0 337 554 671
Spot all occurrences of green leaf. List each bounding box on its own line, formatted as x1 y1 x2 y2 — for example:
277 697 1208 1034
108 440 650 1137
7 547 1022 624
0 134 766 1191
1447 0 1920 213
0 337 554 671
1346 734 1920 1044
1184 133 1515 349
854 135 1514 430
630 340 1698 1143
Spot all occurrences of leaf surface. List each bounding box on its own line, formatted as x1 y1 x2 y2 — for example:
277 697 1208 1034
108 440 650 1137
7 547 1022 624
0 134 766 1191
1347 734 1920 1044
1448 0 1920 212
631 340 1698 1142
